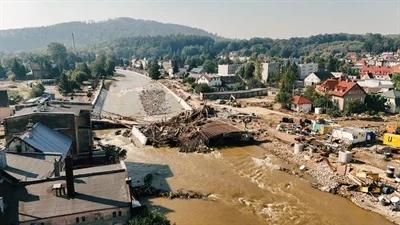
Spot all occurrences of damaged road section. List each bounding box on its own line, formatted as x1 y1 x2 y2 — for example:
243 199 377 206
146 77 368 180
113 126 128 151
139 106 253 152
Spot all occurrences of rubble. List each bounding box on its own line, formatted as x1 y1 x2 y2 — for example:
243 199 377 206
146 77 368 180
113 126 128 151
139 86 171 116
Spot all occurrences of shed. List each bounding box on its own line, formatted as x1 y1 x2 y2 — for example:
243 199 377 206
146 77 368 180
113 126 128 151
291 96 312 113
332 127 375 145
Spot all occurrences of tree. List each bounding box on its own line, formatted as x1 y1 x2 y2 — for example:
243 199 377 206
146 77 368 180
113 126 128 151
91 54 107 77
275 62 297 107
76 62 91 76
10 58 27 80
365 94 388 114
0 65 6 79
29 83 45 98
195 83 212 93
393 73 400 90
148 62 161 80
202 59 217 73
102 144 127 164
129 210 171 225
345 100 365 115
243 62 255 79
105 57 116 76
47 42 68 70
71 70 90 83
58 73 77 94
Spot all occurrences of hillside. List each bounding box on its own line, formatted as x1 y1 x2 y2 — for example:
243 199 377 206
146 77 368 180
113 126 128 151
0 17 214 52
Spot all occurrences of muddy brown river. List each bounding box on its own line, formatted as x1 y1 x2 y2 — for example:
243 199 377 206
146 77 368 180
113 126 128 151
95 130 393 225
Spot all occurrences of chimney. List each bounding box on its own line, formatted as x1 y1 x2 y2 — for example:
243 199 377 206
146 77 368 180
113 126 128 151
0 150 6 169
54 159 60 177
65 155 75 198
0 197 5 214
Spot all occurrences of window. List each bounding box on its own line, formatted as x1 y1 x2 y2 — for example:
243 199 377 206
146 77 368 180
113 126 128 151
112 211 117 218
118 211 122 217
81 216 86 222
76 217 80 223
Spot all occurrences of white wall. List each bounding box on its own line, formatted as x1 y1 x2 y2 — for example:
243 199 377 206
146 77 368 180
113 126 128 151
304 73 321 86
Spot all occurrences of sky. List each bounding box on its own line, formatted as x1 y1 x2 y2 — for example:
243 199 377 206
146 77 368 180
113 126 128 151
0 0 399 39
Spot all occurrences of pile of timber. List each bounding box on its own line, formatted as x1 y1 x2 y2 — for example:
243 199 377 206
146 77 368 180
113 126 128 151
139 105 216 152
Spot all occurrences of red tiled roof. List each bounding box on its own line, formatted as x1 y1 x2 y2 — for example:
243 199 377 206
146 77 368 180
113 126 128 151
291 96 312 105
318 78 363 97
360 65 392 75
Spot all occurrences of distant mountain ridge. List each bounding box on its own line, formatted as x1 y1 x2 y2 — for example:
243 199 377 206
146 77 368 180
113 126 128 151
0 17 215 52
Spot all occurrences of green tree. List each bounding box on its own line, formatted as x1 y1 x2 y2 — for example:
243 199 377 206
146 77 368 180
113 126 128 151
275 62 297 107
393 73 400 90
243 62 255 79
129 210 171 225
29 83 45 98
0 65 6 79
76 62 91 76
10 58 27 80
47 42 68 70
365 94 388 114
345 100 365 115
102 144 127 164
58 73 78 94
105 57 116 76
202 59 217 73
148 62 161 80
195 83 212 93
71 70 90 83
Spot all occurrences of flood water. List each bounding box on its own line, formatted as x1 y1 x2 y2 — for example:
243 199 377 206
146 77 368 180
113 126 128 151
100 69 184 122
95 130 393 225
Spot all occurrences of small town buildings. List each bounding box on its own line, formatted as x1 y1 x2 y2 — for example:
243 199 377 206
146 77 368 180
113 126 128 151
197 74 222 87
188 67 205 80
381 90 400 113
0 153 133 225
317 78 366 111
261 62 280 83
297 63 318 80
6 122 72 160
218 64 240 76
291 96 312 113
4 101 93 158
332 127 375 145
357 79 394 94
304 71 333 86
0 90 13 121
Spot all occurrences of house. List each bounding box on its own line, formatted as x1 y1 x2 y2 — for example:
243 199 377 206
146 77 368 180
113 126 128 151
291 96 312 113
332 127 375 145
6 122 73 160
381 90 400 113
197 74 222 87
360 65 393 80
261 62 280 83
188 66 205 80
28 63 48 79
297 63 318 80
4 101 93 157
0 153 134 225
357 79 394 94
218 64 240 76
304 71 333 86
317 78 366 111
220 74 240 89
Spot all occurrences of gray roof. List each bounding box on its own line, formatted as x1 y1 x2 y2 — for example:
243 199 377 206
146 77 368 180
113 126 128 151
18 122 72 159
14 101 92 117
190 66 204 74
18 163 131 222
3 152 61 182
381 90 400 99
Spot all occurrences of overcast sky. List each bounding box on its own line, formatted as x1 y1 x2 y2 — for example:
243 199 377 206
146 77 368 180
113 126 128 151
0 0 399 39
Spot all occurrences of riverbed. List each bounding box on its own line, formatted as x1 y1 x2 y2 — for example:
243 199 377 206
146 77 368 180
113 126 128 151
95 129 393 225
99 69 184 122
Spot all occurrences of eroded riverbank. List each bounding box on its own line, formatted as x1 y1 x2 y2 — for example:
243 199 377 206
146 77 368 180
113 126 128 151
95 129 393 225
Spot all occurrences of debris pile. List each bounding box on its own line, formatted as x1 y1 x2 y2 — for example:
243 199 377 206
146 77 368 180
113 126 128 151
140 86 170 116
139 106 216 152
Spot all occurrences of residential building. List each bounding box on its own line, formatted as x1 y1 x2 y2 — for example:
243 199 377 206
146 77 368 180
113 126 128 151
357 79 394 94
220 74 240 89
27 63 48 79
317 78 366 111
218 64 240 76
304 71 333 86
0 153 133 225
4 101 93 157
261 62 279 83
291 96 312 113
381 90 400 113
360 65 393 80
297 63 318 80
197 74 222 87
188 66 205 79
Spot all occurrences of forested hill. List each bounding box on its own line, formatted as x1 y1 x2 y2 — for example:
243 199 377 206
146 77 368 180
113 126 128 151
0 17 214 52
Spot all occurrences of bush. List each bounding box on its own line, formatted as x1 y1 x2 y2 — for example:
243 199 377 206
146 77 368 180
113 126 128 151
182 77 195 84
8 90 23 105
29 83 45 98
195 83 212 93
344 100 365 115
129 209 171 225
